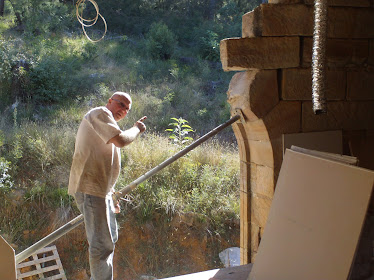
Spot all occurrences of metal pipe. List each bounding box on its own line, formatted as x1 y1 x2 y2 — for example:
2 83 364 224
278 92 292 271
15 113 241 264
15 214 84 264
113 114 241 201
312 0 328 114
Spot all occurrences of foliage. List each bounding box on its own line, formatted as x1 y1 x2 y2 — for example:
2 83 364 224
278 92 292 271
0 0 265 275
119 133 240 228
165 117 194 146
198 30 220 61
7 0 74 34
145 21 177 60
29 57 73 103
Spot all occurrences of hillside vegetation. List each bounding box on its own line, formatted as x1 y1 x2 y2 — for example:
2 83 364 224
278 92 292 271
0 0 261 278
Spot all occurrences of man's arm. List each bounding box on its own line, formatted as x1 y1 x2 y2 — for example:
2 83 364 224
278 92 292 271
108 116 147 148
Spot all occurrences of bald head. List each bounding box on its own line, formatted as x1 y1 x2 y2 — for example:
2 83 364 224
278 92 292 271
111 92 131 103
106 92 132 121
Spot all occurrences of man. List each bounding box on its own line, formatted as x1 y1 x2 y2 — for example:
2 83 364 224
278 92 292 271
68 92 146 280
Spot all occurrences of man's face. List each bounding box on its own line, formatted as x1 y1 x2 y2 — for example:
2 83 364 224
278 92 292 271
106 94 131 121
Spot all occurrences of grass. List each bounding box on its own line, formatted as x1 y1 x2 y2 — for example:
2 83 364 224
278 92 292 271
0 9 240 276
0 114 240 276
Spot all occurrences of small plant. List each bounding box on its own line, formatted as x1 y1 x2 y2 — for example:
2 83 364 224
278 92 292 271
165 117 194 146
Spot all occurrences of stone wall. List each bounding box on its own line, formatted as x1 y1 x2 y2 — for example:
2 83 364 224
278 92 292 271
220 0 374 278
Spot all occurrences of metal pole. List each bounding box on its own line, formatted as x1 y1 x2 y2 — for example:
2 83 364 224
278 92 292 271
15 113 241 264
113 114 241 201
15 214 84 264
312 0 328 114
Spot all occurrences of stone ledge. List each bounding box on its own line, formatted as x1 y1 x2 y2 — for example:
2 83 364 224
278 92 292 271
220 37 299 71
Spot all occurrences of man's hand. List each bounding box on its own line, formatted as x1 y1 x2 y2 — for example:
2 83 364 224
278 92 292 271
134 116 147 133
114 201 121 214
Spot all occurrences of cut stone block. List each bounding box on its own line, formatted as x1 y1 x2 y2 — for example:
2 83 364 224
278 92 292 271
251 193 272 228
270 0 370 4
302 101 374 132
281 68 346 100
304 0 370 7
242 101 301 141
302 38 368 67
369 39 374 65
243 4 313 38
221 37 300 71
347 71 374 100
243 5 374 38
327 7 374 38
227 70 279 122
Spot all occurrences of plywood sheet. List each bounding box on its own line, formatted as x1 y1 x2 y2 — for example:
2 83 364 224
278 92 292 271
283 130 342 154
248 149 374 280
0 235 17 280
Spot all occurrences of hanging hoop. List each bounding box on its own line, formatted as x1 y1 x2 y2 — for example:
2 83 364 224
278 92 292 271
75 0 107 42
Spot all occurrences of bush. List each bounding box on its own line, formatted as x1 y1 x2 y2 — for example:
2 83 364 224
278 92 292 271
197 30 220 62
145 22 177 60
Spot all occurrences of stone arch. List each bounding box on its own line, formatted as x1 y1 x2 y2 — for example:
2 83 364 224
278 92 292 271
227 70 302 263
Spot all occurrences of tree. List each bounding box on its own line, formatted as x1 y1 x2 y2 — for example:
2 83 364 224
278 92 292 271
7 0 23 26
0 0 5 16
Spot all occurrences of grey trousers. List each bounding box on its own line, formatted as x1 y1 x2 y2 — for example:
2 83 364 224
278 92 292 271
75 192 118 280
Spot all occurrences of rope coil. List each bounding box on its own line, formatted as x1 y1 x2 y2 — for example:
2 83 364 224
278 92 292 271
76 0 107 42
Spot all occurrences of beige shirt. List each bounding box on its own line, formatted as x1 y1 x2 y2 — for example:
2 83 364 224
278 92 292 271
68 107 122 198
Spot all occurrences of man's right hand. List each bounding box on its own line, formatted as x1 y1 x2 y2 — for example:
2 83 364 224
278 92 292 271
134 116 147 133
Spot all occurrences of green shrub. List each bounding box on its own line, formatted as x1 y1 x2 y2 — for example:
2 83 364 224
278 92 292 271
10 0 74 35
145 22 177 60
28 55 84 104
197 30 220 62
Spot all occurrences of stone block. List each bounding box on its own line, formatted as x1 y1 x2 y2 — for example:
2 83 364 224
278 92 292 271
247 137 284 172
369 40 374 66
347 71 374 100
327 7 374 38
282 68 346 100
302 101 374 131
243 5 373 39
250 223 260 255
240 190 250 261
240 246 250 265
304 0 370 7
220 37 300 71
249 162 257 191
253 165 275 199
247 139 275 167
269 0 302 3
251 193 272 228
245 101 301 141
227 70 279 122
239 160 251 193
243 4 313 38
302 38 368 68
